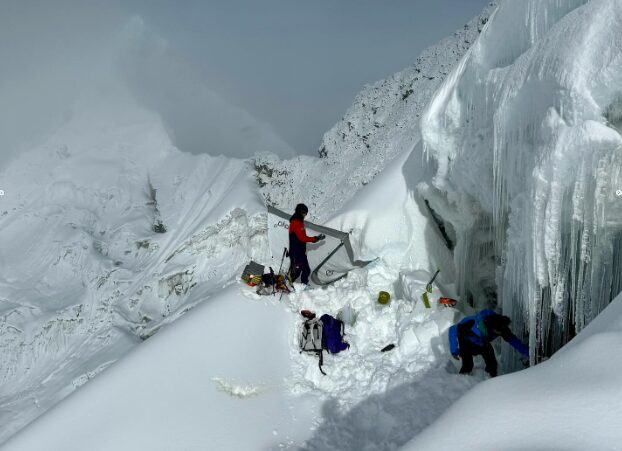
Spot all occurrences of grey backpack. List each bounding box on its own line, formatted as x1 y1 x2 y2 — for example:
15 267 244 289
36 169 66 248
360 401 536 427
299 316 326 375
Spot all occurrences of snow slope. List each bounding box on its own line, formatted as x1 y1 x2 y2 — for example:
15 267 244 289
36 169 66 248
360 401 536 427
0 92 269 442
420 0 622 358
6 119 620 450
2 286 320 450
2 133 479 450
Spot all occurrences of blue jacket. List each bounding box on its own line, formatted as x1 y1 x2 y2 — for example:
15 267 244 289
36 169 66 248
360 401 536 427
448 309 528 357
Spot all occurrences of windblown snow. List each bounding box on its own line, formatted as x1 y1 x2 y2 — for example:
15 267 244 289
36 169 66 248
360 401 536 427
2 0 622 450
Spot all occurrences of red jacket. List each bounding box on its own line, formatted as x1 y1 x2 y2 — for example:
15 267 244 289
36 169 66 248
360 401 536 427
289 218 317 258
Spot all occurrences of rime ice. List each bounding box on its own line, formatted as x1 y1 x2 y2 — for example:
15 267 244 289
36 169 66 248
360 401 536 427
421 0 622 361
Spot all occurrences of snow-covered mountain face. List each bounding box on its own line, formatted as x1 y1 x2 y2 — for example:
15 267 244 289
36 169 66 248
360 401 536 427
0 6 500 444
0 92 271 442
0 11 309 441
8 0 621 445
421 0 622 360
255 3 498 221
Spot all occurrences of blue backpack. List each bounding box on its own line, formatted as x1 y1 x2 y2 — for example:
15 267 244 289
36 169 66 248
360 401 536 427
320 314 350 354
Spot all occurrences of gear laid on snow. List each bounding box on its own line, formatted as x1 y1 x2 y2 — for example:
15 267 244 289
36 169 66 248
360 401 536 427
256 271 291 296
241 261 265 287
299 311 350 375
241 259 293 296
439 297 457 308
377 291 391 305
448 309 529 377
321 314 350 354
301 309 316 319
299 314 325 375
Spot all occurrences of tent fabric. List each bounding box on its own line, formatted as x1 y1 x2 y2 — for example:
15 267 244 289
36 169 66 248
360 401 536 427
267 205 372 286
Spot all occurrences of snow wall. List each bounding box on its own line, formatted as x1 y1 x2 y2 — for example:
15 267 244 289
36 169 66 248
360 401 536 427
421 0 622 361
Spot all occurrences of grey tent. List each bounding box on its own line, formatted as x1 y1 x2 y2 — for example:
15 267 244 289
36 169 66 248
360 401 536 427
267 205 372 286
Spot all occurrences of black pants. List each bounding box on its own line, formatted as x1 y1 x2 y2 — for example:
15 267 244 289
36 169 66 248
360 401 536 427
289 255 311 285
458 335 497 377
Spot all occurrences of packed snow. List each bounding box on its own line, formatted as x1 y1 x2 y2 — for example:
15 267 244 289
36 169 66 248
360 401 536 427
2 0 622 449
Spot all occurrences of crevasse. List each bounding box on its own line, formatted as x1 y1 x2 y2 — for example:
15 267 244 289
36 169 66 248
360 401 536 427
421 0 622 362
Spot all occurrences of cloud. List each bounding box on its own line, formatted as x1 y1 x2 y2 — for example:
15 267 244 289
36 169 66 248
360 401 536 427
0 0 491 167
116 17 296 158
0 3 295 170
0 2 121 167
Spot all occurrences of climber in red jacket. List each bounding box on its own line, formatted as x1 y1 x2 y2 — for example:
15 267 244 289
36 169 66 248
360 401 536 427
288 204 325 285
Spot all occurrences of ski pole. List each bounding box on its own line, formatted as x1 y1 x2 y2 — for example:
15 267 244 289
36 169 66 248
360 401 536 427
277 247 287 276
276 248 288 300
270 267 276 296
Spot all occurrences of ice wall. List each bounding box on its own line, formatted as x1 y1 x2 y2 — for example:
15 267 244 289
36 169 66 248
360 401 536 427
421 0 622 360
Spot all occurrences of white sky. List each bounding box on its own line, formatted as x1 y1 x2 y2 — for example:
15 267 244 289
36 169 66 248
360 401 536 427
0 0 491 161
123 0 491 154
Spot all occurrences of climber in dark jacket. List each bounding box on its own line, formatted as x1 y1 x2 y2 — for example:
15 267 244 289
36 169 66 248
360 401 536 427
288 203 325 285
448 309 528 377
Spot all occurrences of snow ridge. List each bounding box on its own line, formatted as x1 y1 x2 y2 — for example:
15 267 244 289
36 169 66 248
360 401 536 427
0 99 269 443
254 3 498 221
